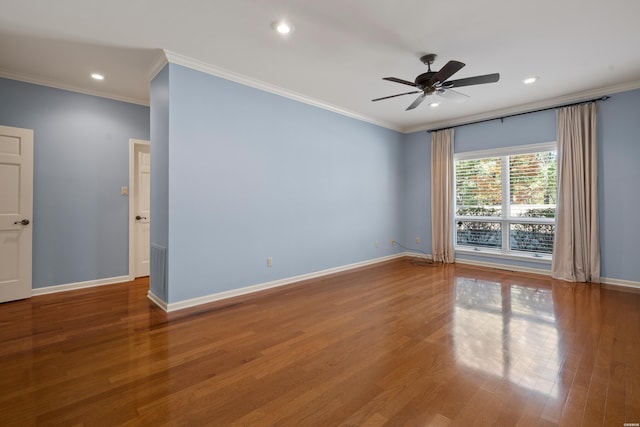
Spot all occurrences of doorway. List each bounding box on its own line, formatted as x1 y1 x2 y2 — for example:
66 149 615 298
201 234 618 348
129 139 150 279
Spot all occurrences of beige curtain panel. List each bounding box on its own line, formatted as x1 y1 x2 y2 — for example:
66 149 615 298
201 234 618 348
431 129 455 263
551 102 600 283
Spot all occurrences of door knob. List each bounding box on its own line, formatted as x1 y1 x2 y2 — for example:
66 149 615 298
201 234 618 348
14 219 30 225
135 216 147 220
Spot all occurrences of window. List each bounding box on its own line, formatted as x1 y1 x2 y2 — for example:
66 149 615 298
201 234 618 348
454 143 557 258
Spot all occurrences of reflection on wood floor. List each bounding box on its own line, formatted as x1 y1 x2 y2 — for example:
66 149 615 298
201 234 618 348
0 259 639 426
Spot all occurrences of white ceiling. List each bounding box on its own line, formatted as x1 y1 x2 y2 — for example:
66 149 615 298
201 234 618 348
1 0 640 133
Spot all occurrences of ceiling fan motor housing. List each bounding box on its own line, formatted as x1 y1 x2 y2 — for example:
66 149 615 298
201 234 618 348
415 72 436 88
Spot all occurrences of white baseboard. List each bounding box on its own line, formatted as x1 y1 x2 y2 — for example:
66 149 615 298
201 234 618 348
30 255 638 310
161 253 406 312
147 290 168 311
32 275 131 296
601 276 640 289
454 257 640 289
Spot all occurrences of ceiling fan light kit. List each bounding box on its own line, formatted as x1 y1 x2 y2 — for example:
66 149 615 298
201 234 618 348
272 20 294 35
372 53 500 111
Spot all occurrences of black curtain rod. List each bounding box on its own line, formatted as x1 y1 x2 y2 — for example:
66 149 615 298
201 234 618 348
427 95 610 133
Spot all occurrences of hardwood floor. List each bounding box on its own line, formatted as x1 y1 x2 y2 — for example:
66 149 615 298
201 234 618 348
1 259 639 426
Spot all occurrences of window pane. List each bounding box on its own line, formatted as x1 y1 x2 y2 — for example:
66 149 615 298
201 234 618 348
456 221 502 249
509 223 555 254
509 151 557 218
455 157 502 217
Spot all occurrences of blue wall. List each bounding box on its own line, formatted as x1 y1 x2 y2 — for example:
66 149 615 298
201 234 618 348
402 90 640 282
454 110 557 153
401 131 431 254
0 78 150 288
597 89 640 282
154 64 403 303
2 69 637 298
149 66 170 301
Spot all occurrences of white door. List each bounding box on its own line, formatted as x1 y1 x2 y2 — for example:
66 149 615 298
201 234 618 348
134 144 150 277
0 125 33 303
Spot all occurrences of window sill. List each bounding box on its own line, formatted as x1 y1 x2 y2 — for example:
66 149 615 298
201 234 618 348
455 247 552 264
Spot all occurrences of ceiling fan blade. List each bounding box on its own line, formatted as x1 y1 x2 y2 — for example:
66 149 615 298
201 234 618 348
428 60 465 87
383 77 421 88
406 92 427 110
372 91 421 102
436 88 469 103
444 73 500 88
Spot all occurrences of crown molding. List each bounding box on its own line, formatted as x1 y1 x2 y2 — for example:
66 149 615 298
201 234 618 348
0 69 149 106
6 48 639 135
403 79 640 134
162 50 403 133
146 50 169 81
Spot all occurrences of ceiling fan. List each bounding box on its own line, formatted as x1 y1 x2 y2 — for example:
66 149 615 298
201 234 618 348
372 53 500 110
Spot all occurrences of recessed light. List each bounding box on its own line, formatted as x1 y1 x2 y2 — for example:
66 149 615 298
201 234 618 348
523 76 538 84
277 23 291 34
91 73 104 81
429 102 440 108
272 20 294 35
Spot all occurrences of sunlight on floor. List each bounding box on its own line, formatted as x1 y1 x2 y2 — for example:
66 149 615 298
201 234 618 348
453 277 560 398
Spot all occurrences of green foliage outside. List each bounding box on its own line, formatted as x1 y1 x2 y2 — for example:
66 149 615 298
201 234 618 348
455 152 557 215
520 207 556 218
509 152 557 206
456 221 502 249
455 157 501 214
510 223 555 254
456 207 500 217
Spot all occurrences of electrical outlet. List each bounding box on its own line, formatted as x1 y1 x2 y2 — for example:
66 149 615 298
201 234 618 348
416 237 421 245
391 239 395 246
375 241 379 248
267 257 273 267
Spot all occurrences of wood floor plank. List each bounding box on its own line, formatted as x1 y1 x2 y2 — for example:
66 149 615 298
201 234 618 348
1 260 639 425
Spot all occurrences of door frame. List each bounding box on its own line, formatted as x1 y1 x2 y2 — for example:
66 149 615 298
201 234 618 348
128 138 150 280
0 125 33 302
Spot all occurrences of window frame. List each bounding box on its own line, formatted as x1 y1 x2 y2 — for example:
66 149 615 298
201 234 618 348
453 142 557 261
